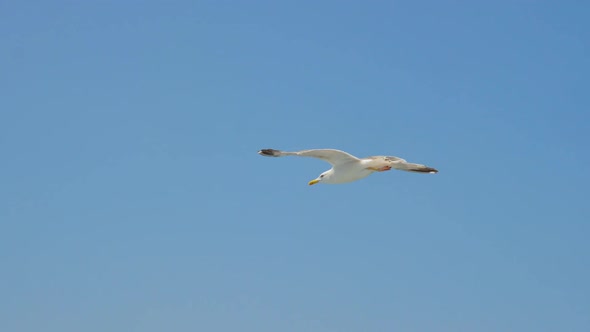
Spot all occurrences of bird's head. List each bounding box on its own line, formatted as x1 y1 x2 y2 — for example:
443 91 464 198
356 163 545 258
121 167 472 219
308 170 332 185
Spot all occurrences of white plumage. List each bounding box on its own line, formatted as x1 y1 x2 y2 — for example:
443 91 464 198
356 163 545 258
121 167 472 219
258 148 438 185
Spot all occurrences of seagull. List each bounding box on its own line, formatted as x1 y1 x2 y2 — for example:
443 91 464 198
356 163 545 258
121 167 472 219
258 148 438 185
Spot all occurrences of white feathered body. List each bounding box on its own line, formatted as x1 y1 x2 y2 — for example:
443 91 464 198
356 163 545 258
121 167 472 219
322 160 375 184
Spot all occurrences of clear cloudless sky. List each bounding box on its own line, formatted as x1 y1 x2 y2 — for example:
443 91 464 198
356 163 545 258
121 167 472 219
1 1 589 331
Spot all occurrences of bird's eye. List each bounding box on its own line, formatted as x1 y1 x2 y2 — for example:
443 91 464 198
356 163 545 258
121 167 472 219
320 174 324 178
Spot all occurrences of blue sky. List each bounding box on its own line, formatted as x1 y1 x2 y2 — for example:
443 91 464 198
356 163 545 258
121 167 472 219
1 1 589 331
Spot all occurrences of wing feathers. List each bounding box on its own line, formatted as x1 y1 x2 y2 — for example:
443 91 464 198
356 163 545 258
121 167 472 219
389 159 438 173
259 149 438 173
258 148 359 166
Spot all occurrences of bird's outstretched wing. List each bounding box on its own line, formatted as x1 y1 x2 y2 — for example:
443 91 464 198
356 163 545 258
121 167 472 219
383 156 438 173
258 148 360 166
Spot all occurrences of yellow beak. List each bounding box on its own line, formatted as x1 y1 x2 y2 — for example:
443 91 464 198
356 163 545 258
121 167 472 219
308 179 320 186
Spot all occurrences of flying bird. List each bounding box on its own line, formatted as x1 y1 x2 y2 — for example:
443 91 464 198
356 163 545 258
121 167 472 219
258 148 438 185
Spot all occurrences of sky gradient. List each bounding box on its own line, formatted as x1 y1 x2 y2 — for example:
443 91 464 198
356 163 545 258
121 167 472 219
1 1 589 331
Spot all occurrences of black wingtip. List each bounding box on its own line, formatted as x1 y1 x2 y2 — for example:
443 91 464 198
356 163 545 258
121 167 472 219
258 149 280 157
411 167 438 174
